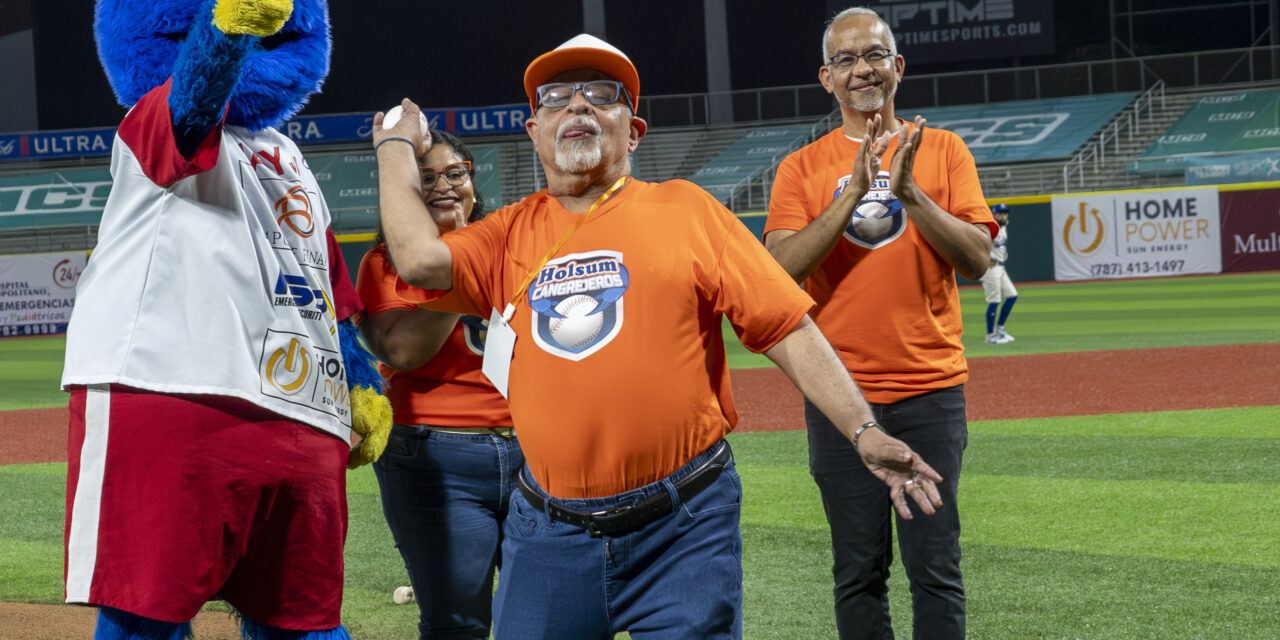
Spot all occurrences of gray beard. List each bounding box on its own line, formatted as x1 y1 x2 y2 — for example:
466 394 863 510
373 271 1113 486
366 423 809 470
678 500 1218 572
554 117 603 172
840 90 886 114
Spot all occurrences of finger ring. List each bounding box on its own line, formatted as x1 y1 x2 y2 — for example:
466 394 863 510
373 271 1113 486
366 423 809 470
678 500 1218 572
911 471 919 480
904 479 915 487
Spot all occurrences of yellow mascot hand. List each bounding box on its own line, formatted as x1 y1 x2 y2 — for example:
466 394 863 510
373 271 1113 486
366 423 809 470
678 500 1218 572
347 385 393 469
213 0 293 37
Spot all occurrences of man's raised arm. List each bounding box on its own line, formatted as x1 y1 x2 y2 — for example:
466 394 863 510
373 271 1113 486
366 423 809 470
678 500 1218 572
372 98 455 291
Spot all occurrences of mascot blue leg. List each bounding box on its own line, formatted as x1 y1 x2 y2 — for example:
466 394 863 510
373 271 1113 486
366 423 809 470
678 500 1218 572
237 614 352 640
95 608 193 640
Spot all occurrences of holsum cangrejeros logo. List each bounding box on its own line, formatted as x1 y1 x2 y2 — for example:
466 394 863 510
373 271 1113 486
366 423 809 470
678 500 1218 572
528 251 628 361
837 171 907 249
1064 201 1106 257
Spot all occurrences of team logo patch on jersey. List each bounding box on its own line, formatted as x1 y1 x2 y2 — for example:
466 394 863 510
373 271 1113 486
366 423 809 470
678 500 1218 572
835 171 907 249
528 251 628 361
460 315 487 356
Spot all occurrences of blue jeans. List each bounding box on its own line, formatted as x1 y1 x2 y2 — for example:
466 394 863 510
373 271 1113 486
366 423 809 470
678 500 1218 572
493 441 743 640
806 386 967 640
372 424 524 639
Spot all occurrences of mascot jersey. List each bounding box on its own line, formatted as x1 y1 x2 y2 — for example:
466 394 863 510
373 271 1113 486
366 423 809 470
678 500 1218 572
61 80 352 441
425 179 814 499
765 125 996 404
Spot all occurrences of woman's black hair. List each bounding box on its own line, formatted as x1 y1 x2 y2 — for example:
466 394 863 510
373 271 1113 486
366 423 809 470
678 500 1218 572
373 128 488 246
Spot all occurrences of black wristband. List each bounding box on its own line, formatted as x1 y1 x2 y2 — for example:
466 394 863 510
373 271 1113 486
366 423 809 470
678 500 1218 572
374 136 415 152
852 421 885 452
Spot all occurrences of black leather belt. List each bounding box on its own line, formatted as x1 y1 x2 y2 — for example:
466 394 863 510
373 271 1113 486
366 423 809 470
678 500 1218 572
996 260 1006 266
516 441 732 537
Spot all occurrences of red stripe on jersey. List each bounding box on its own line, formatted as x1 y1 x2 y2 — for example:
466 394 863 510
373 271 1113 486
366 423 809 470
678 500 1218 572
117 78 225 188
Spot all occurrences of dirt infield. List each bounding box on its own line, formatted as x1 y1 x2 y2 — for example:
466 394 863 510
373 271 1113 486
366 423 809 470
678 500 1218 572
730 342 1280 431
2 342 1277 635
0 603 242 639
4 344 1278 463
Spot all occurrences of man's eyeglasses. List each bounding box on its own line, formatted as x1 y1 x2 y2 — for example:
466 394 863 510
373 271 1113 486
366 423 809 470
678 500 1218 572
536 80 630 110
419 161 471 188
827 48 894 70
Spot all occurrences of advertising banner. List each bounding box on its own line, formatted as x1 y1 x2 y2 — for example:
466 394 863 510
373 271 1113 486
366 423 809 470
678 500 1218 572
1219 189 1280 272
0 251 86 337
1182 151 1280 185
1 104 533 162
1051 188 1222 281
923 93 1138 164
855 0 1054 64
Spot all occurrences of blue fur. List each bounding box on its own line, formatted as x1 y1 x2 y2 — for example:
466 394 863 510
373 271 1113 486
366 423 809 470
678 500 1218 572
339 319 385 392
236 614 352 640
94 0 330 134
168 0 249 153
95 608 194 640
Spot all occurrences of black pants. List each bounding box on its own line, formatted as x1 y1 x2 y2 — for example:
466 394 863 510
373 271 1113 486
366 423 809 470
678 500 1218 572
806 385 967 640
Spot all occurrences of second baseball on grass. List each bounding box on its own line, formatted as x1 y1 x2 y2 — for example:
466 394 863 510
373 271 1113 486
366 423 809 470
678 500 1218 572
393 585 414 605
382 105 429 137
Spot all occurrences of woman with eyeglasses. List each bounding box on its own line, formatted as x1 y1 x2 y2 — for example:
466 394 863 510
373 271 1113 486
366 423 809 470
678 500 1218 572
355 129 520 639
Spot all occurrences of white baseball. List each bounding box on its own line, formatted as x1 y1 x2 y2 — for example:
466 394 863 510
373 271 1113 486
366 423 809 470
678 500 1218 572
382 105 429 137
393 585 414 605
851 201 893 240
549 294 604 349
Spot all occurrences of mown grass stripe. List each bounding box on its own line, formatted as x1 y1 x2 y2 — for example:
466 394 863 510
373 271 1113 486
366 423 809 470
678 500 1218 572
971 407 1280 439
967 433 1280 484
962 473 1280 568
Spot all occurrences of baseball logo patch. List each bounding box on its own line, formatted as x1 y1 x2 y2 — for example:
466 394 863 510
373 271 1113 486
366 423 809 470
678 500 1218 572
836 171 906 249
528 250 628 361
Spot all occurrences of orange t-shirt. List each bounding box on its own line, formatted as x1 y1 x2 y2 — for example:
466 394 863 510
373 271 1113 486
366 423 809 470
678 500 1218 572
355 245 512 428
430 179 814 498
765 125 996 404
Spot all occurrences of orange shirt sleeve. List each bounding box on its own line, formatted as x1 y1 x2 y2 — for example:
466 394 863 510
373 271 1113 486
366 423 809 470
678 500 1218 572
764 151 814 237
937 130 998 238
433 206 517 317
355 244 448 318
710 200 815 353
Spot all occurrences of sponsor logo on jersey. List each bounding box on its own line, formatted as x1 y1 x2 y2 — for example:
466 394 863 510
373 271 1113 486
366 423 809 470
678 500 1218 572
274 184 315 237
836 171 907 249
259 330 351 424
273 271 332 322
527 250 628 361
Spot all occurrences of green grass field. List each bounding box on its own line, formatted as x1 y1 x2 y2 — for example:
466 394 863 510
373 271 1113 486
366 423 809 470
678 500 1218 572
2 272 1279 638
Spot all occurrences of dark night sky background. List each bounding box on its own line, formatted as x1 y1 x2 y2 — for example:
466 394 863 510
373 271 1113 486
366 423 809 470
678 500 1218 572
26 0 1270 131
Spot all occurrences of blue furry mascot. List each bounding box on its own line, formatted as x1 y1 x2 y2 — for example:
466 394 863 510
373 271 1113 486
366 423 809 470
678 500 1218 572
60 0 391 637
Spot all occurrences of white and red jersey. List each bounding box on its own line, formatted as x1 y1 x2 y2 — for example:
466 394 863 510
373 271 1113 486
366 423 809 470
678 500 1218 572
990 225 1009 265
61 79 351 442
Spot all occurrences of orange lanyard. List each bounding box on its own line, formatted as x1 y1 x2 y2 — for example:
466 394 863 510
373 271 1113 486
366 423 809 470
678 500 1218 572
501 175 630 321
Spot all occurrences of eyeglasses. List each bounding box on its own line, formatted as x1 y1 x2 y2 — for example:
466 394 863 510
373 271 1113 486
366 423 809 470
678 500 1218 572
827 48 894 70
536 80 630 110
419 161 471 188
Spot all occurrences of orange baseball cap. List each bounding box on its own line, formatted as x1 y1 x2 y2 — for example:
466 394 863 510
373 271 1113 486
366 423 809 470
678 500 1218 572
524 34 641 114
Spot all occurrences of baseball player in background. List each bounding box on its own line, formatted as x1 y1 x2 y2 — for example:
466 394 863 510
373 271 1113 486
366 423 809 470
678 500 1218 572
982 203 1018 344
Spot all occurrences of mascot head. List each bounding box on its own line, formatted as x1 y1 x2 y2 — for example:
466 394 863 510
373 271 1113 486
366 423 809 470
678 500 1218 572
94 0 330 132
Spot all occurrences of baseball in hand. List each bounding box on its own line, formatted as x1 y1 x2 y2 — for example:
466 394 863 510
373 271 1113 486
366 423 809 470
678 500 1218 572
393 585 414 605
382 105 429 137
